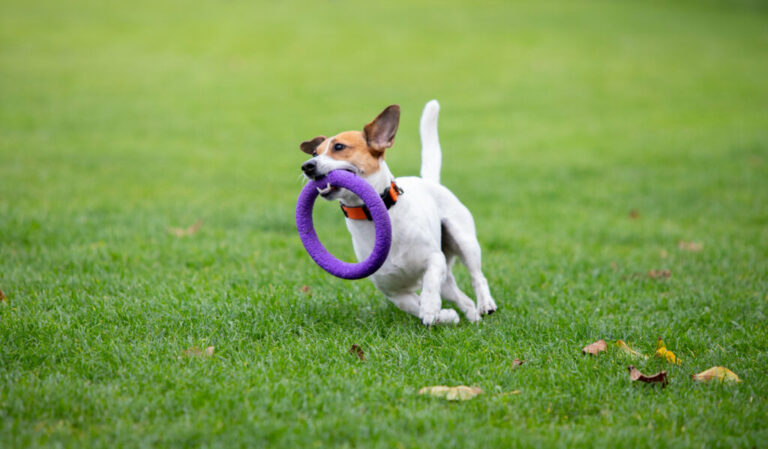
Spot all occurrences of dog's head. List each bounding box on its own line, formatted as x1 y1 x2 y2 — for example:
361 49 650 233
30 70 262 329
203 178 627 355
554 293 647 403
300 105 400 201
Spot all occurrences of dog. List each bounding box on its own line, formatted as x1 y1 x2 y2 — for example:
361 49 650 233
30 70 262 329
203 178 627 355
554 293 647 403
299 100 497 325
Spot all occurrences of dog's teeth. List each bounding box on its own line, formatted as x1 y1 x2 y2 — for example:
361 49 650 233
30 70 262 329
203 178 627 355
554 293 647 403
316 183 333 195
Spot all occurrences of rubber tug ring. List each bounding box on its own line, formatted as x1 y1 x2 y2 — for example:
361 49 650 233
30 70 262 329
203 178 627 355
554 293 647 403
295 170 392 279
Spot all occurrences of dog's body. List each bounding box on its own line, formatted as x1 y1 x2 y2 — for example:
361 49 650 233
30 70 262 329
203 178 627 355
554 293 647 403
300 101 497 325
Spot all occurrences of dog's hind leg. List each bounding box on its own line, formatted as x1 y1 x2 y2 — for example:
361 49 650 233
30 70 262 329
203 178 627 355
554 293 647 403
442 213 498 317
440 268 481 322
456 237 497 316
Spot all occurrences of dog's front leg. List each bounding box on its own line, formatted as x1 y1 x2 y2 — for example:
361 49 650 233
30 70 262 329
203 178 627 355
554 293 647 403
419 253 458 325
388 293 421 317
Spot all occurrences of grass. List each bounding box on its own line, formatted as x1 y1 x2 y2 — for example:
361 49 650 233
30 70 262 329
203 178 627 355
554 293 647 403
1 0 767 447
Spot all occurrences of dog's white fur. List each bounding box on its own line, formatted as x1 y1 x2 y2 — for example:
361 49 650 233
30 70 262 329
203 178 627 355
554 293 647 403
302 100 497 325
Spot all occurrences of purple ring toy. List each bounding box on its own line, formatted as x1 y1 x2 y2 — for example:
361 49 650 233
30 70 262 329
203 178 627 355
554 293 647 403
296 170 392 279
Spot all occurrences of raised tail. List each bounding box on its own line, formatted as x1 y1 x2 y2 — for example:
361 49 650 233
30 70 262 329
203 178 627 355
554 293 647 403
419 99 442 184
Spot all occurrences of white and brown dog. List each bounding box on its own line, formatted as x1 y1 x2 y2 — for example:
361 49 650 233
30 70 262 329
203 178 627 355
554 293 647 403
300 100 497 325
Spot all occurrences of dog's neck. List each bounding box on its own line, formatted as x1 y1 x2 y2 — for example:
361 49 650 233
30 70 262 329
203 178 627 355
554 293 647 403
339 159 394 207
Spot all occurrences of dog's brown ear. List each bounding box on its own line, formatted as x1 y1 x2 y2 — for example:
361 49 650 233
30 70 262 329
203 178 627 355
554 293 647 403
300 136 326 155
363 105 400 154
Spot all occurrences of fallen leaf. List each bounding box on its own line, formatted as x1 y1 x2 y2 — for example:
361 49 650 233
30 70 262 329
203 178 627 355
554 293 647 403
180 347 200 358
629 210 640 219
168 219 203 237
628 365 668 387
0 288 5 302
512 359 524 367
500 390 521 396
616 340 647 359
677 241 703 252
648 269 671 279
179 345 215 359
349 344 365 361
655 337 680 364
418 385 483 401
582 339 607 355
660 250 668 259
299 285 311 293
692 366 741 383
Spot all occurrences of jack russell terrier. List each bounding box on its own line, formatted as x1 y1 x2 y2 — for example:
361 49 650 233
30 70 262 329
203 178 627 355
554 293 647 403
300 100 497 325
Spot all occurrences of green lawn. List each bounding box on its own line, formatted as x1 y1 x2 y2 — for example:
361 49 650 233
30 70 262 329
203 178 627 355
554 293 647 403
1 0 767 447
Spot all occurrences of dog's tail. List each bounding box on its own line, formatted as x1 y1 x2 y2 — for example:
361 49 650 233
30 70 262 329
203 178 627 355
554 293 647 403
419 99 442 184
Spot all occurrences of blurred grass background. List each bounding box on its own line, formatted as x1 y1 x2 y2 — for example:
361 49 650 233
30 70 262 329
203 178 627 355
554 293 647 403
1 0 767 447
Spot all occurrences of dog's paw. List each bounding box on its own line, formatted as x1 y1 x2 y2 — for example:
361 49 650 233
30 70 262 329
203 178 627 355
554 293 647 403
437 309 460 325
477 297 498 316
421 309 459 326
421 311 439 326
464 308 482 323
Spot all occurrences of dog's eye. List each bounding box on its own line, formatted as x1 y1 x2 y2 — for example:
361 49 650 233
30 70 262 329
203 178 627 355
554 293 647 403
333 143 346 151
312 151 317 157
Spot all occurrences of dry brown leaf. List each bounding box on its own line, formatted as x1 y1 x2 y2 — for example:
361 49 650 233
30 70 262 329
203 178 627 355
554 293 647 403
616 340 647 359
628 365 668 387
512 359 524 367
179 345 215 359
655 337 680 365
418 385 483 401
0 288 5 302
648 269 671 279
629 210 640 219
349 344 365 361
500 390 521 396
692 366 741 383
299 285 311 293
678 241 703 252
582 340 607 355
168 219 203 237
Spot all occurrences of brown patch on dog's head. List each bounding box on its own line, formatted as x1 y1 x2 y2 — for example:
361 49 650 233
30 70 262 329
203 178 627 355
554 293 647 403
299 105 400 176
322 131 380 174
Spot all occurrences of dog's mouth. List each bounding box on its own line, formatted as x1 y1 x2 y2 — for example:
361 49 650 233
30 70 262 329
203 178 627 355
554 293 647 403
309 168 357 179
316 182 338 198
309 168 358 198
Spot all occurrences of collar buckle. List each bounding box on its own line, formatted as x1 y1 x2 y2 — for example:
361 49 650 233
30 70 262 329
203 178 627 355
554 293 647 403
341 181 403 221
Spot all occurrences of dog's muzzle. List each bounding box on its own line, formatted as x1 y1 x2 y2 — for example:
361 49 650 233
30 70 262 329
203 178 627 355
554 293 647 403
301 159 319 179
302 160 337 197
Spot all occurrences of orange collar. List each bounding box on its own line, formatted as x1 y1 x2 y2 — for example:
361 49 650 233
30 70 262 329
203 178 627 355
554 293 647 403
340 182 403 220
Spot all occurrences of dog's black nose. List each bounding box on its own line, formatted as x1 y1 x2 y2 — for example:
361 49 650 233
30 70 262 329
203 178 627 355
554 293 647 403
301 159 317 177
